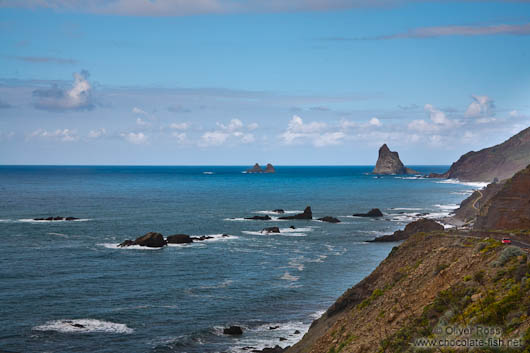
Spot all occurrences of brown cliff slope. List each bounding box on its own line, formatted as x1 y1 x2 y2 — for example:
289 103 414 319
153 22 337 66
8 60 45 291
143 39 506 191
474 164 530 230
429 126 530 182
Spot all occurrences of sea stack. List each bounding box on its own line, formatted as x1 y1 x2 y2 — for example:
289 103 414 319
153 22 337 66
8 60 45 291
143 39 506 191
373 144 417 175
246 163 276 173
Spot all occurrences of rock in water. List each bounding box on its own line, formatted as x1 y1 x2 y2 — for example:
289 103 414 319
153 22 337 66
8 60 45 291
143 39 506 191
247 163 264 173
279 206 312 220
474 164 530 230
369 218 444 242
166 234 193 244
262 227 280 233
245 215 272 220
224 326 243 335
318 216 341 223
353 208 383 217
119 232 167 248
264 163 276 173
273 209 285 214
372 144 417 175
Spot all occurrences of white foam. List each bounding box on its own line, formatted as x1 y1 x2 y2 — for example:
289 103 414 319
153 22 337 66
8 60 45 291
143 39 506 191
33 319 133 334
280 272 299 281
253 210 302 215
202 171 214 174
196 233 239 242
19 218 91 223
435 179 488 189
98 243 163 250
394 176 423 180
434 204 459 210
390 207 422 211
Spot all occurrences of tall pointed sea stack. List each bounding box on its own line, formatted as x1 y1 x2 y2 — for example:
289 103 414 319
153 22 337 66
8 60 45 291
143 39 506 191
372 144 417 175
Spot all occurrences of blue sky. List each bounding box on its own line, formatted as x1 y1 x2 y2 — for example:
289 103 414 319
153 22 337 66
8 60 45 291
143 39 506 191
0 0 529 165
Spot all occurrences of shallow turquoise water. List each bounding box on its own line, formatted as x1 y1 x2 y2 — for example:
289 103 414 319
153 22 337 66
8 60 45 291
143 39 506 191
0 166 480 352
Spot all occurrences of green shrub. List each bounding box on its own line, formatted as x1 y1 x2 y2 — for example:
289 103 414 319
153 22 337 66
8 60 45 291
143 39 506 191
491 246 524 267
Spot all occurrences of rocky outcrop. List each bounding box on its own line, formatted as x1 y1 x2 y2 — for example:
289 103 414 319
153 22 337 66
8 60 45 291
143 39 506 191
223 326 243 335
245 215 272 220
166 234 193 244
246 163 276 173
119 232 167 248
318 216 341 223
368 218 444 242
273 209 285 214
279 206 312 220
262 227 280 233
265 163 276 173
428 126 530 182
33 216 79 221
353 208 383 217
372 144 417 175
452 182 504 224
474 164 530 230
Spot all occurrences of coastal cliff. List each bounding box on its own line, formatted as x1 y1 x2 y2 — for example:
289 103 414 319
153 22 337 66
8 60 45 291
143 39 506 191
429 126 530 182
373 144 417 175
287 167 530 353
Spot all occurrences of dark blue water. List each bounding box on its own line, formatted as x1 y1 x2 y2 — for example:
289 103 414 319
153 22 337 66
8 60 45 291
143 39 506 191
0 166 482 353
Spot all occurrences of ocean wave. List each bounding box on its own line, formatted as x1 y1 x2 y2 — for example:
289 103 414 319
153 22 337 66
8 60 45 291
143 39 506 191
33 319 133 334
390 207 422 211
225 217 285 222
253 210 302 215
98 243 164 250
435 179 488 188
434 204 459 210
18 218 92 223
394 176 423 180
280 272 299 281
202 171 214 175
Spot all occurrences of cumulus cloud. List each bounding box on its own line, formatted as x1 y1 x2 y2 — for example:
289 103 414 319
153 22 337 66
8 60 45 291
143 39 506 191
121 132 148 144
199 118 256 146
88 128 106 138
409 104 457 133
32 70 95 111
465 95 495 118
280 115 344 147
369 117 382 127
29 128 78 142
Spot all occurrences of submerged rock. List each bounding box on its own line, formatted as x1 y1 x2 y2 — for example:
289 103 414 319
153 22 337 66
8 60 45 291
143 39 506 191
279 206 312 220
318 216 341 223
33 216 79 221
273 209 285 214
119 232 167 248
166 234 193 244
353 208 383 218
369 218 444 242
262 227 280 234
372 144 417 175
224 326 243 335
245 215 272 221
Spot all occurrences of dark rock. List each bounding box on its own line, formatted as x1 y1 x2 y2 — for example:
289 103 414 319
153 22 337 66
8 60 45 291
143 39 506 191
318 216 341 223
279 206 312 220
289 226 296 229
353 208 383 217
167 234 193 244
222 234 229 237
223 326 243 335
251 345 288 353
273 209 285 214
191 235 214 241
245 215 272 220
264 163 276 173
372 144 418 175
269 326 280 330
369 218 444 242
33 216 79 221
119 232 167 248
247 163 264 173
294 330 301 334
279 337 287 341
72 323 85 328
262 227 280 234
65 217 79 221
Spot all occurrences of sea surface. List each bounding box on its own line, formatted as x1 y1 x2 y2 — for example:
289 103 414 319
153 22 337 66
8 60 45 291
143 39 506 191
0 166 485 353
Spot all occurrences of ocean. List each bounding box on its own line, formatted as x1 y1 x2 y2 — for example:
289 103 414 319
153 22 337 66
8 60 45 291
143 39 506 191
0 166 485 353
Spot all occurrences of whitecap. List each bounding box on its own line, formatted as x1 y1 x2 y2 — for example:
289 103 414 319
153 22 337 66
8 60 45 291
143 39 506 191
434 204 459 210
280 272 299 281
390 207 422 211
33 319 133 334
98 243 163 250
19 218 92 223
253 210 302 215
202 171 214 175
435 179 488 189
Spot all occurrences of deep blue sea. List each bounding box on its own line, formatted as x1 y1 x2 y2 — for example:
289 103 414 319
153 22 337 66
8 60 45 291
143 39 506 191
0 166 485 353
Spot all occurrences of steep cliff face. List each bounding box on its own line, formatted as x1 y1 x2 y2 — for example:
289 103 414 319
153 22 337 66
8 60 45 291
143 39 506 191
452 182 504 224
474 165 530 230
429 127 530 182
287 233 530 353
372 144 417 175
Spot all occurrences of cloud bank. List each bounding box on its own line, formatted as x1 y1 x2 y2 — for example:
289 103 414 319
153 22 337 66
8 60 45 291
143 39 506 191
32 71 95 111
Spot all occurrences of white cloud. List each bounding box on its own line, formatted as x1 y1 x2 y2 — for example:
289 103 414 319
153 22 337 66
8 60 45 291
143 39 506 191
136 117 150 126
199 119 255 146
509 110 519 118
132 107 147 115
409 104 457 133
280 115 344 147
121 132 148 144
88 128 106 138
339 119 357 130
32 71 94 111
465 95 495 118
369 117 382 127
170 122 190 130
247 122 259 131
424 104 451 125
29 128 78 142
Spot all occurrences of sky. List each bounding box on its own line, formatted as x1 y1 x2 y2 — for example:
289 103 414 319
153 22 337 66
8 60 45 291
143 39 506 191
0 0 529 165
